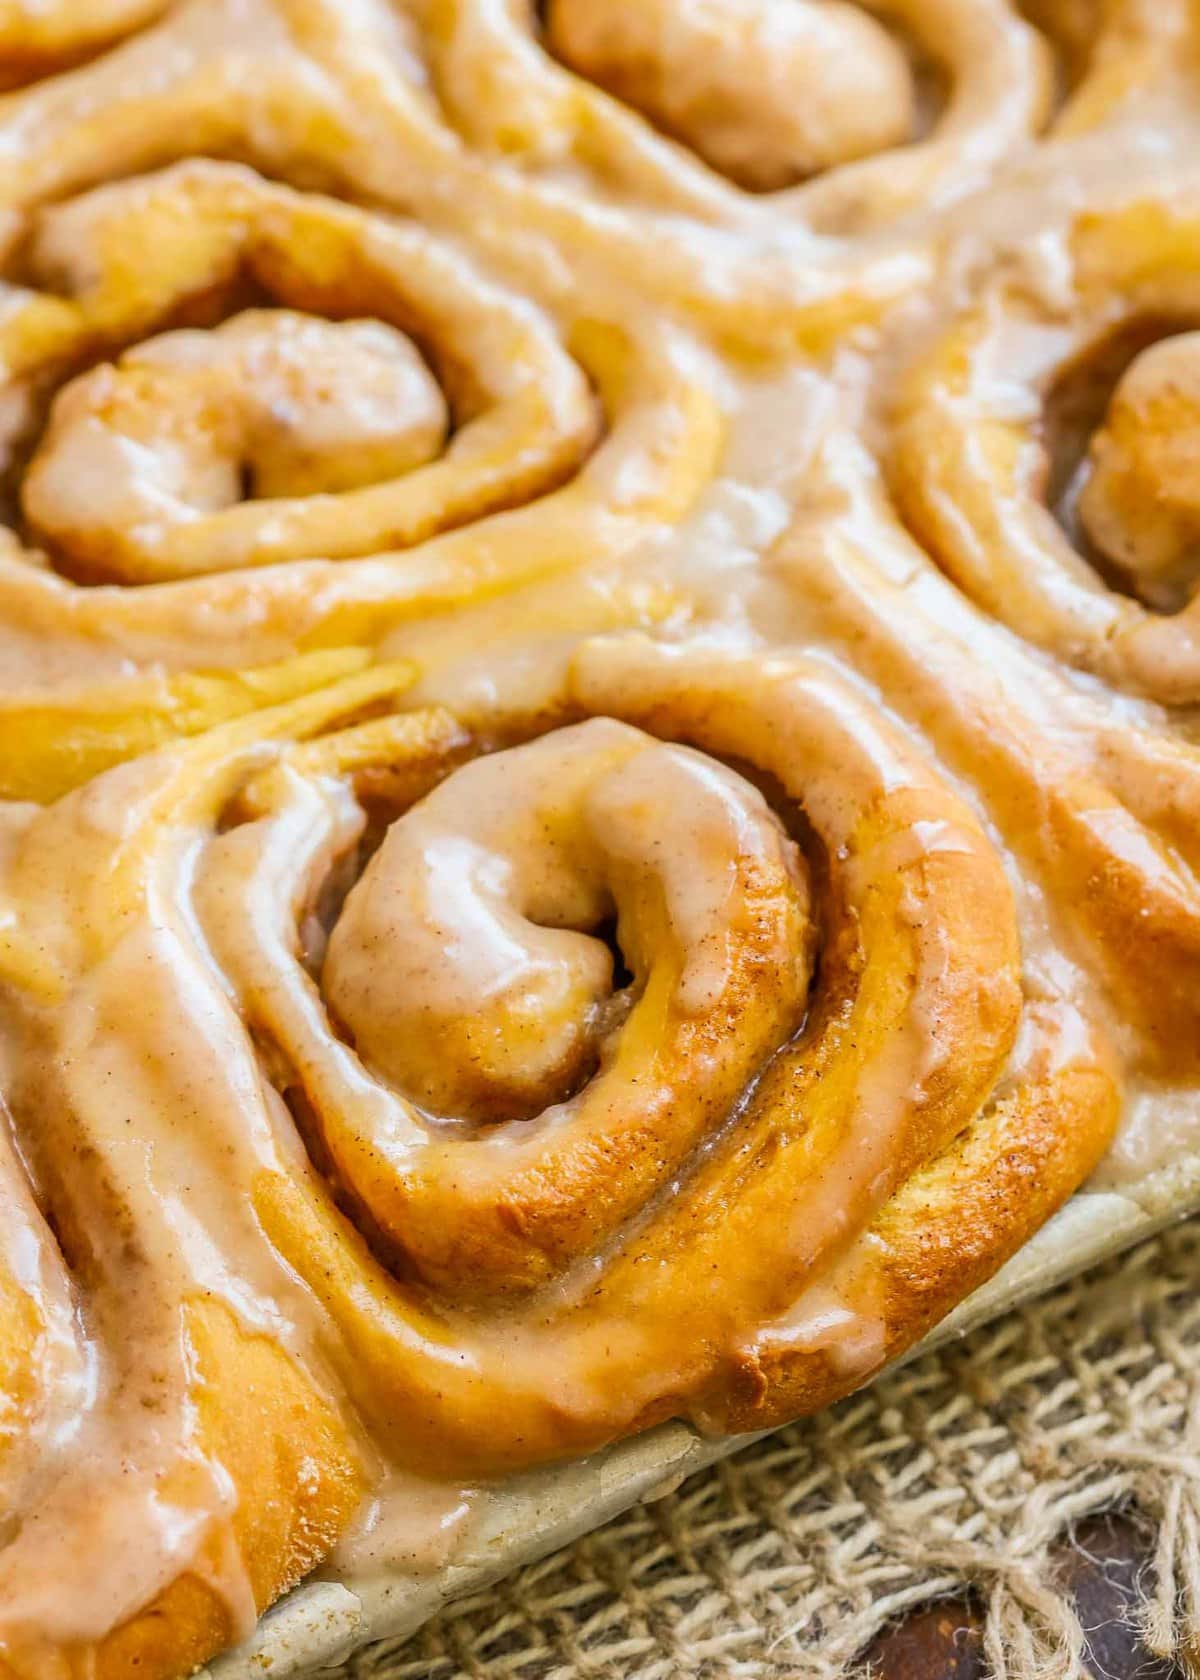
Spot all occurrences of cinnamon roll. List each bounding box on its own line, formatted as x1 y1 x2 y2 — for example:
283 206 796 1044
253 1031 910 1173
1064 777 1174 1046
890 195 1200 703
0 642 1117 1676
425 0 1051 229
0 157 724 700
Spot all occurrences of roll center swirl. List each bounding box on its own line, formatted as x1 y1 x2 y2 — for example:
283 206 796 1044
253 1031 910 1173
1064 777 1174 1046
323 717 812 1125
22 310 450 581
544 0 916 192
1076 331 1200 611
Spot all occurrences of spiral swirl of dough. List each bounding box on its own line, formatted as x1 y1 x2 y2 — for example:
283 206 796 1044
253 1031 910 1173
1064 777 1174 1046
0 638 1118 1677
890 196 1200 704
0 156 734 712
542 0 918 193
2 159 598 588
427 0 1052 231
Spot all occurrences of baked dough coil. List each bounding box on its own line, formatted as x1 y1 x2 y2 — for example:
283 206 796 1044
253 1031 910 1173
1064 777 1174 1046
15 173 595 588
421 0 1200 231
0 0 391 209
0 638 1118 1677
891 195 1200 705
0 157 726 738
428 0 1051 229
766 505 1200 1082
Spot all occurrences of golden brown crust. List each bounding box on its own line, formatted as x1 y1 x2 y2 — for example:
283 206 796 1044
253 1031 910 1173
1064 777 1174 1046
726 1061 1119 1428
0 1303 362 1680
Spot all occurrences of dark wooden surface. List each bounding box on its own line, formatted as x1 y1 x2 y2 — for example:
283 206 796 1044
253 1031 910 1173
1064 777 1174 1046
860 1511 1185 1680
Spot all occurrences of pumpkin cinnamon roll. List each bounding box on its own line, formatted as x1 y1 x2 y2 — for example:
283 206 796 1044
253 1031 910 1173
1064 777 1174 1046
423 0 1052 231
891 194 1200 705
0 158 723 699
0 639 1118 1677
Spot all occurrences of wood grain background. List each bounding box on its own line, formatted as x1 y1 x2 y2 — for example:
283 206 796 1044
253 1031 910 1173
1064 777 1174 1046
863 1512 1181 1679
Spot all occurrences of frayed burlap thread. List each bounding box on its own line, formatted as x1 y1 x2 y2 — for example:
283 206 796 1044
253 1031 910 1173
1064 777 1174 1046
338 1220 1200 1680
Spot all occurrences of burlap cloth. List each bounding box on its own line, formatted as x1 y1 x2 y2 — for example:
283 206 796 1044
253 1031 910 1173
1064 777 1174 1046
326 1220 1200 1680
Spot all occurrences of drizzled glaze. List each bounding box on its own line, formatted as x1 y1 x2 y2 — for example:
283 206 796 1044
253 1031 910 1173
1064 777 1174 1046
0 3 1195 1676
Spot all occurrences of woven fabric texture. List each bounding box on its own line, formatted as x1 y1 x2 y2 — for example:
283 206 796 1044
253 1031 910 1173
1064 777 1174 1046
334 1219 1200 1680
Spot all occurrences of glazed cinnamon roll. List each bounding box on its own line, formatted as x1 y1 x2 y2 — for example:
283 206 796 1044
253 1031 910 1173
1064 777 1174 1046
19 161 601 586
0 157 727 701
426 0 1053 230
890 195 1200 703
0 640 1117 1677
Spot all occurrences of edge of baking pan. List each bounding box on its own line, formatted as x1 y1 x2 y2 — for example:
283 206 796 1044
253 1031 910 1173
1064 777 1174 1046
202 1147 1200 1678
